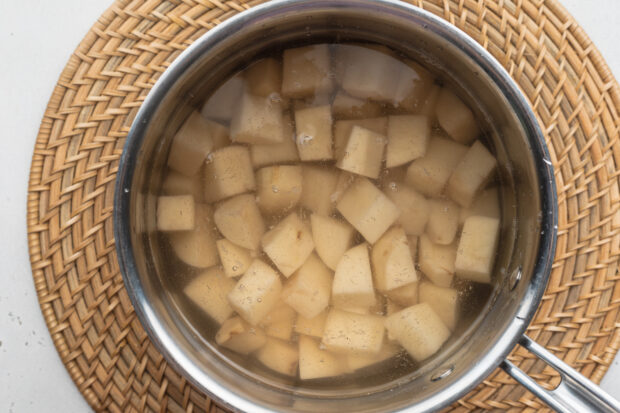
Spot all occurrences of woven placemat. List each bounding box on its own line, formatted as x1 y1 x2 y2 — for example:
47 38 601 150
27 0 620 412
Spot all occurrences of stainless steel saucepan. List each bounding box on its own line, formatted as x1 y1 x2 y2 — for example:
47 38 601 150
114 1 620 411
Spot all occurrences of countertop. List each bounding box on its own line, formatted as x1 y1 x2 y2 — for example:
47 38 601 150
0 1 619 412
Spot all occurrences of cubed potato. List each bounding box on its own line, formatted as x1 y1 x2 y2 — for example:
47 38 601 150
261 212 314 277
294 310 328 338
205 119 230 150
282 44 333 98
214 194 265 250
157 195 195 231
339 293 385 316
215 316 267 354
385 282 418 307
216 238 253 277
244 58 282 97
201 74 244 122
386 299 403 316
256 165 302 214
228 259 282 325
300 166 339 216
310 214 355 271
418 234 456 287
331 91 383 119
419 282 458 331
332 244 376 309
436 88 479 144
299 336 346 380
255 337 299 377
380 167 408 191
418 85 441 119
408 235 418 261
385 184 430 236
183 267 236 324
455 216 500 283
167 111 214 177
230 92 285 144
204 146 255 203
250 115 299 169
447 141 497 207
384 303 450 361
371 226 418 291
282 253 332 319
162 170 203 202
406 137 468 197
330 170 356 205
294 105 333 161
395 60 435 112
261 302 296 341
333 117 387 160
346 342 400 371
336 178 400 244
459 187 500 225
169 204 218 268
426 200 460 245
322 309 384 355
291 94 331 111
337 126 386 179
386 115 430 168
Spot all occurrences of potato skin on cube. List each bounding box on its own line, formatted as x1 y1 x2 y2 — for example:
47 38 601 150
455 216 500 283
157 195 195 232
183 267 236 324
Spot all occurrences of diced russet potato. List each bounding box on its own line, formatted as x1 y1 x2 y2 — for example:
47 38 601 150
183 267 236 324
167 111 215 177
255 165 302 214
205 119 231 150
333 117 387 160
282 44 333 98
406 136 468 197
371 226 418 292
261 212 314 277
201 74 244 122
244 58 282 97
216 238 253 277
385 184 429 236
396 60 435 112
300 166 339 216
337 126 387 179
294 105 333 161
322 309 385 355
340 293 385 316
418 234 456 288
228 259 283 325
426 200 460 245
255 337 299 377
230 92 285 144
419 282 458 331
169 204 218 268
386 115 430 168
336 178 400 244
459 187 500 225
455 216 500 283
346 342 400 371
204 146 255 203
250 115 299 169
162 170 203 202
384 303 450 361
385 282 419 307
310 214 355 271
299 336 346 380
214 194 265 250
436 88 479 144
294 311 328 338
215 316 267 354
282 253 332 319
447 141 497 207
332 244 376 309
332 91 383 119
261 302 296 341
157 195 195 231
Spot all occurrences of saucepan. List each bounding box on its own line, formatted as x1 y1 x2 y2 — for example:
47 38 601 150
113 0 620 411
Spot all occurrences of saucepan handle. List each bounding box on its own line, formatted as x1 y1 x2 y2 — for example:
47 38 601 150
500 335 620 413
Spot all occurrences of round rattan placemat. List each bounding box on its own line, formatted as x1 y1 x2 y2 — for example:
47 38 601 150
27 0 620 412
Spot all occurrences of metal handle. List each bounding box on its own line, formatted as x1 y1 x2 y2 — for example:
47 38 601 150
501 335 620 413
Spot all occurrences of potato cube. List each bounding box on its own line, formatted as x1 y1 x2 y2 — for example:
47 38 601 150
167 111 214 177
261 303 296 341
330 170 356 205
459 187 500 225
371 226 418 291
386 299 403 316
436 88 479 144
183 267 236 324
336 126 386 179
447 141 497 207
299 336 346 380
169 204 218 268
215 316 267 354
395 60 435 112
418 234 456 287
331 91 382 119
332 244 376 309
322 309 384 355
206 119 231 150
282 253 332 319
385 185 429 236
228 259 282 325
162 170 203 202
300 166 339 216
201 74 244 122
386 115 430 168
334 117 387 160
419 282 458 331
282 44 333 98
214 194 265 250
455 216 500 283
336 178 400 244
244 58 282 97
250 115 299 168
261 212 314 277
294 311 328 338
256 165 302 214
347 342 400 371
216 238 253 277
157 195 195 231
230 92 285 144
204 146 255 203
255 337 299 377
426 200 460 245
384 303 450 361
408 235 418 261
385 282 418 307
294 105 333 161
419 85 441 118
310 214 355 271
406 137 468 197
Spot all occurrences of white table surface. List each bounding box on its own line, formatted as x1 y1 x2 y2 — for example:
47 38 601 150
1 1 619 412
